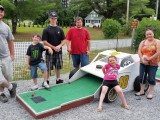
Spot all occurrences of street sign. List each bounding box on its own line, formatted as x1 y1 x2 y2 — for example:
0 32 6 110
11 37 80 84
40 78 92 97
131 19 139 29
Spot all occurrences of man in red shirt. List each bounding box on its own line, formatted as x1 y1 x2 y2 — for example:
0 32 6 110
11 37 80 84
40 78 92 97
66 17 90 69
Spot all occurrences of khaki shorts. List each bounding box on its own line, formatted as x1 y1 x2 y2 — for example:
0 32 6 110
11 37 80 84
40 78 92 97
0 56 13 83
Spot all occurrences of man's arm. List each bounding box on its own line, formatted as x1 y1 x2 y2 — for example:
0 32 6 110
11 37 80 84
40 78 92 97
86 29 91 54
66 40 71 53
7 40 15 61
44 45 53 54
55 39 67 51
43 40 57 51
87 39 91 54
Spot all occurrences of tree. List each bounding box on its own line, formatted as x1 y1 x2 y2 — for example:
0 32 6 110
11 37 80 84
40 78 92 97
0 0 55 33
71 0 155 24
69 0 92 19
133 18 160 50
130 0 155 20
148 0 160 19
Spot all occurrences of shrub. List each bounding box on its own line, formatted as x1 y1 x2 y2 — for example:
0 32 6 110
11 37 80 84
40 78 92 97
102 19 121 39
133 18 160 51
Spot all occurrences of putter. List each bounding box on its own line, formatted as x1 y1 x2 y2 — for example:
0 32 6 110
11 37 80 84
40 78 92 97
46 53 52 86
68 53 71 84
48 54 52 78
29 89 36 98
31 91 35 97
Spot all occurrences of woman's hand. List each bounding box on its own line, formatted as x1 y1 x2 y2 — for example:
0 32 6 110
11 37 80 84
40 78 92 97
142 55 149 65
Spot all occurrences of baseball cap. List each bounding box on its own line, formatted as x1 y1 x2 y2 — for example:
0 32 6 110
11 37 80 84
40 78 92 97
0 5 4 11
49 11 57 18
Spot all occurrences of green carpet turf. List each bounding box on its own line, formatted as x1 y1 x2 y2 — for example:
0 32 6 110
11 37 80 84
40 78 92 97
19 74 102 113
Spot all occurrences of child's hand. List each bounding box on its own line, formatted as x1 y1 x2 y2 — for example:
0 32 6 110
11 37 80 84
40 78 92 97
48 48 53 54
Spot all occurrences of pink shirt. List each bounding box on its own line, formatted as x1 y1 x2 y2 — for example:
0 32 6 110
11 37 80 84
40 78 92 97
103 64 120 80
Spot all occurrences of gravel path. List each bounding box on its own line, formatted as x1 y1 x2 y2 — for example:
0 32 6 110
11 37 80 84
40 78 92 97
1 73 160 120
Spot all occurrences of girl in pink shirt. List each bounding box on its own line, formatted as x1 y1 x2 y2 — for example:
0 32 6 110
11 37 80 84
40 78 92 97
97 56 129 112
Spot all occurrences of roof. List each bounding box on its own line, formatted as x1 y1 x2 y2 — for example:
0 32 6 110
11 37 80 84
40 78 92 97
85 10 104 20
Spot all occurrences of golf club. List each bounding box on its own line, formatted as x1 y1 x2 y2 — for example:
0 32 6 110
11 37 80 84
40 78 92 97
68 53 71 84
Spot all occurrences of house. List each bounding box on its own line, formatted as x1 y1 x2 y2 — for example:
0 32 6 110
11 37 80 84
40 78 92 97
85 10 104 27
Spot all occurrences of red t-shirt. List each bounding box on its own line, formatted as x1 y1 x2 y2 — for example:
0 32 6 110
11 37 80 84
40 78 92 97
66 27 90 54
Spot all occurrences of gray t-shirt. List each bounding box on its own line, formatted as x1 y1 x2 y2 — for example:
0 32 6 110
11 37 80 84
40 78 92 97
0 21 14 58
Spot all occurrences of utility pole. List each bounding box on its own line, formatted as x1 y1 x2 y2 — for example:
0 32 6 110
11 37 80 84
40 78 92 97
156 0 159 20
126 0 130 24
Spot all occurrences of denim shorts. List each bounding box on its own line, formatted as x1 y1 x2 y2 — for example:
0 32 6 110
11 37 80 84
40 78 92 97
71 53 89 68
139 63 158 85
30 61 47 79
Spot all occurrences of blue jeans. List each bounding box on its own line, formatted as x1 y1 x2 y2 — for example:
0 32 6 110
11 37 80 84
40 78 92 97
139 63 158 85
72 54 89 68
30 61 47 79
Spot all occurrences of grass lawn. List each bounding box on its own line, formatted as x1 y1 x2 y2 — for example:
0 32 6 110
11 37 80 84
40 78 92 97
15 26 105 41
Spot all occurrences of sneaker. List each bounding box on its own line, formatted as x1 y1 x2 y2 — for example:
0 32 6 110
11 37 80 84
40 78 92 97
9 83 17 98
42 81 49 89
0 93 8 103
31 84 39 91
56 79 63 84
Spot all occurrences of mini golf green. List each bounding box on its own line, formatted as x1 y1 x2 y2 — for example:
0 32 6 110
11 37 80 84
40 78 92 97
156 68 160 79
17 74 102 118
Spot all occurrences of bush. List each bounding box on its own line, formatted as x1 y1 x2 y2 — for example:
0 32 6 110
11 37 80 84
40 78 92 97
133 18 160 51
102 19 121 39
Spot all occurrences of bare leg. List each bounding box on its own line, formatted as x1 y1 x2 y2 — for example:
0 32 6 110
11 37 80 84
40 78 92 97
114 85 128 109
0 83 4 93
43 71 48 82
55 69 60 79
97 86 108 111
0 80 11 89
146 85 154 99
135 84 145 96
32 78 37 85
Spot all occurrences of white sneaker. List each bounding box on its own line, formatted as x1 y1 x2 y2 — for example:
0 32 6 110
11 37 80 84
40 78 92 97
31 84 39 90
42 81 49 89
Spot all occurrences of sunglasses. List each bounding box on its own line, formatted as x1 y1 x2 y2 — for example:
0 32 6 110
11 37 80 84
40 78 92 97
50 17 57 19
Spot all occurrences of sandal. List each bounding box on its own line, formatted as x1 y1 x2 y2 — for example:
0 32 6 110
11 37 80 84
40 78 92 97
97 107 103 112
135 92 145 96
146 93 153 100
121 104 129 110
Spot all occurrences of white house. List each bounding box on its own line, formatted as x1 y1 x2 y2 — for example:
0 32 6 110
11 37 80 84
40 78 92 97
85 10 104 27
